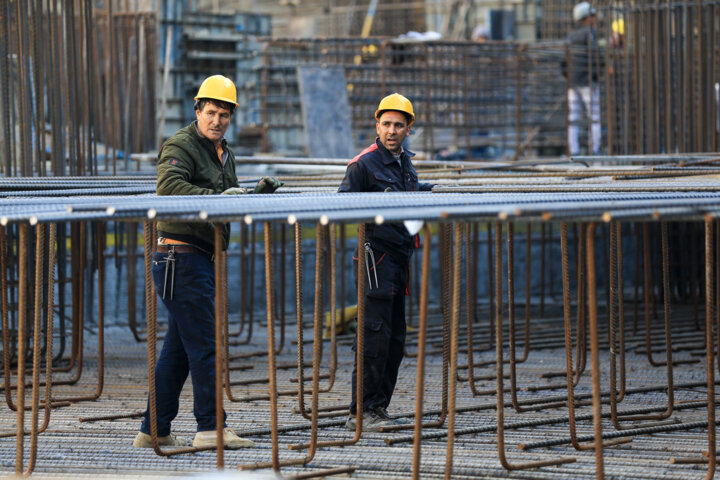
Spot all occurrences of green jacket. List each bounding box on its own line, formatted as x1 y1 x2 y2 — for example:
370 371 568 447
156 121 239 251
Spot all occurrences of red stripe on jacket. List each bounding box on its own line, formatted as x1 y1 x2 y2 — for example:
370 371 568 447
347 143 378 165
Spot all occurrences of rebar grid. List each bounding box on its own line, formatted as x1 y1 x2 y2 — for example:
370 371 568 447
254 38 568 158
1 184 719 479
0 1 156 176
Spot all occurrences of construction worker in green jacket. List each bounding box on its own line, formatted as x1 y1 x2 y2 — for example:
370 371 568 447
133 74 281 450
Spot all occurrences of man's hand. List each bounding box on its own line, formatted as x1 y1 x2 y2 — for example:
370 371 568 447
253 176 284 194
222 187 250 195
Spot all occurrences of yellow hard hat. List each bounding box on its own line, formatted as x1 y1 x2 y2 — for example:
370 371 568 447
612 18 625 35
194 75 238 107
375 93 415 126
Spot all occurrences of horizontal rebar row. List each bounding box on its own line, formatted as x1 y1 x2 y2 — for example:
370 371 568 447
2 189 720 225
1 205 719 479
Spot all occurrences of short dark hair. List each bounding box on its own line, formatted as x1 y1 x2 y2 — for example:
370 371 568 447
377 109 411 125
194 98 236 115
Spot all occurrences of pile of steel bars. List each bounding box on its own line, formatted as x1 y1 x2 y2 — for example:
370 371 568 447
1 160 720 478
0 0 156 177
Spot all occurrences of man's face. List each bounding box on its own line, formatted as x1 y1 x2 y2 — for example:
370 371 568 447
376 110 410 154
195 101 232 143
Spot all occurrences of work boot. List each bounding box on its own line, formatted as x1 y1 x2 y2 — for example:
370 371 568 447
375 407 412 426
345 411 393 432
133 431 188 448
192 427 254 450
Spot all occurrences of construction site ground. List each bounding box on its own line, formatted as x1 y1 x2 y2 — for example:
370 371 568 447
0 304 714 480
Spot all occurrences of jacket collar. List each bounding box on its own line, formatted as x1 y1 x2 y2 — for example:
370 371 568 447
191 120 227 151
375 137 415 166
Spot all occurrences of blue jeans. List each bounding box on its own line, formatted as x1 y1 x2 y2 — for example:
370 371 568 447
140 251 226 436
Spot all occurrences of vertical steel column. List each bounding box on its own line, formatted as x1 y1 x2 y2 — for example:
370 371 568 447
339 224 347 331
513 45 523 161
487 223 495 344
214 225 224 467
508 222 525 412
609 221 630 427
294 223 308 417
1 226 12 405
540 223 546 318
0 0 12 174
411 222 432 480
586 222 604 478
327 224 337 390
37 223 57 433
23 223 45 474
703 216 716 480
444 222 461 479
127 222 142 341
14 224 28 473
352 222 367 438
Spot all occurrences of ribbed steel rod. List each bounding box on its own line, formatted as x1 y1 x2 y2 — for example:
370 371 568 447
519 419 720 451
387 401 709 445
5 191 720 226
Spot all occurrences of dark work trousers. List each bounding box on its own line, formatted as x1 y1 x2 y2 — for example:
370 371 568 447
350 246 409 415
140 251 226 436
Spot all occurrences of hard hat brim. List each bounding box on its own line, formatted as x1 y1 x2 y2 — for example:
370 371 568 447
194 95 239 108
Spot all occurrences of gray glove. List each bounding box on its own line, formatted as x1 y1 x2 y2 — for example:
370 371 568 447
253 176 284 194
222 187 251 195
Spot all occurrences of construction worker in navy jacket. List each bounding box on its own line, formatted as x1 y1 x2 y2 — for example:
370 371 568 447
338 93 433 431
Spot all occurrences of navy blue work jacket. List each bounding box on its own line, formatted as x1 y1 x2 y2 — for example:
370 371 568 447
338 138 434 258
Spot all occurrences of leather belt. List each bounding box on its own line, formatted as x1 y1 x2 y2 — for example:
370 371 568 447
156 244 214 262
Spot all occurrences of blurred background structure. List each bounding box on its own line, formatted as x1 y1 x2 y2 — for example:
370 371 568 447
2 0 718 173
